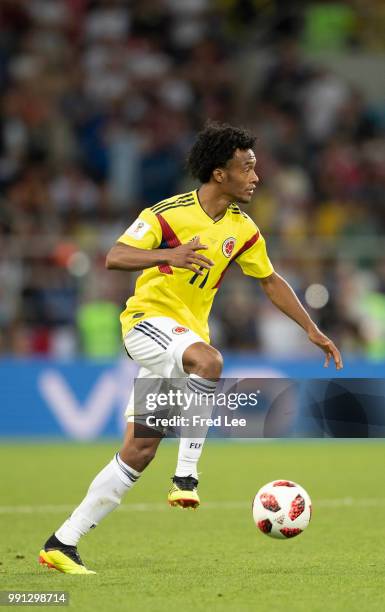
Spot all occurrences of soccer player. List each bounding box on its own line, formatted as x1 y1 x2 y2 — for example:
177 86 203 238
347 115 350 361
39 122 342 574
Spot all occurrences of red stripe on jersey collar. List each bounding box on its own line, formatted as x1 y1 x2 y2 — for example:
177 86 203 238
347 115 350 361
213 231 260 289
156 213 182 274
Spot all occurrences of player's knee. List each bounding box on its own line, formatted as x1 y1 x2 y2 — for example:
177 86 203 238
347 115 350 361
136 444 157 468
183 344 223 379
119 438 158 470
202 349 223 379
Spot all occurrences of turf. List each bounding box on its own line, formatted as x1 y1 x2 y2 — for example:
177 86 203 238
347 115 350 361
0 440 384 612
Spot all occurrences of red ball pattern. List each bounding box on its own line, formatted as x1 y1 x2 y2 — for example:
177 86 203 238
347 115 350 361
258 519 273 533
288 494 305 520
280 528 302 538
260 493 281 512
273 480 296 487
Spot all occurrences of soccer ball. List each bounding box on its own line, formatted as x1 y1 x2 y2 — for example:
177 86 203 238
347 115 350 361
252 480 312 539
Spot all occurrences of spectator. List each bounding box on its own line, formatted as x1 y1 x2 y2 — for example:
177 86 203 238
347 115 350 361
0 1 384 359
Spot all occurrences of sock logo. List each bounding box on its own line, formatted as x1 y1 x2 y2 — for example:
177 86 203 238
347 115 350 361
189 442 202 449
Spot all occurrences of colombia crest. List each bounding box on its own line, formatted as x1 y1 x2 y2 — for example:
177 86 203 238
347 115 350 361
222 237 236 258
172 326 189 334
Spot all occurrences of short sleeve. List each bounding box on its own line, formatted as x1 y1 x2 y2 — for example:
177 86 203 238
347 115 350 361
235 217 274 279
117 208 161 250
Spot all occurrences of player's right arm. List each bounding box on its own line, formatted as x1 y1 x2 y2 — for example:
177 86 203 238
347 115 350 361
105 209 213 274
106 239 213 274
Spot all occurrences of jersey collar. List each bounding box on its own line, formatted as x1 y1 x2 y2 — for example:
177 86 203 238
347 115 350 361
193 189 231 224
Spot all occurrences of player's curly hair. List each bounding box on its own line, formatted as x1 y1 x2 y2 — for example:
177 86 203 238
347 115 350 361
187 121 256 183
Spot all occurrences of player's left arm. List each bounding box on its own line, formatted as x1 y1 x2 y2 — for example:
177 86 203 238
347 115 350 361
235 217 342 370
259 271 343 370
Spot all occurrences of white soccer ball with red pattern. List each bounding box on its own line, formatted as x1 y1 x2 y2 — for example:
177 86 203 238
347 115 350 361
252 480 312 539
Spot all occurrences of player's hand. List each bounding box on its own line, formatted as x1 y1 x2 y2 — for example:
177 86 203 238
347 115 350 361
307 326 343 370
167 236 214 275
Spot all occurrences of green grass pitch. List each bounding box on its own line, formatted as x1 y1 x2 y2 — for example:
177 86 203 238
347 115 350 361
1 440 384 611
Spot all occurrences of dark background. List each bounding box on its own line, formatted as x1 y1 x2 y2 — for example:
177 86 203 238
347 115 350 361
0 0 384 362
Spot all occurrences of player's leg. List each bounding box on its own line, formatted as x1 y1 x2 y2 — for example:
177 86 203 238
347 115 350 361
120 315 222 510
38 317 219 573
169 342 223 509
118 421 162 470
39 422 162 574
39 322 177 575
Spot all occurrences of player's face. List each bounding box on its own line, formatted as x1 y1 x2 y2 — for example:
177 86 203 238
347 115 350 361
222 148 259 204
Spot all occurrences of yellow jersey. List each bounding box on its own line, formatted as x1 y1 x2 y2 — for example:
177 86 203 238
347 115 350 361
117 189 274 343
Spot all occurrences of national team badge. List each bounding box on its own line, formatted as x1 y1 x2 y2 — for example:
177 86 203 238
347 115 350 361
222 237 236 258
172 326 189 334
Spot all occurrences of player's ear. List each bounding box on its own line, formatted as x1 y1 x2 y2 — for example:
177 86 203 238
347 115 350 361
213 168 225 183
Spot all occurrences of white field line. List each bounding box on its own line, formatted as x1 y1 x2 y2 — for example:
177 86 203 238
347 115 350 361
0 498 384 514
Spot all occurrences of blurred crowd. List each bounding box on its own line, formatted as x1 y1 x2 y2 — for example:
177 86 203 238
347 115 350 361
0 0 384 359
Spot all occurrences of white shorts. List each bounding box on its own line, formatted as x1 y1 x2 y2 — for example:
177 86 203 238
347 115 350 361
124 316 205 421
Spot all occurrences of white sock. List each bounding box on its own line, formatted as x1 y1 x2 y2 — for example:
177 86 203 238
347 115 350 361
55 453 140 546
175 437 207 479
175 374 217 479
